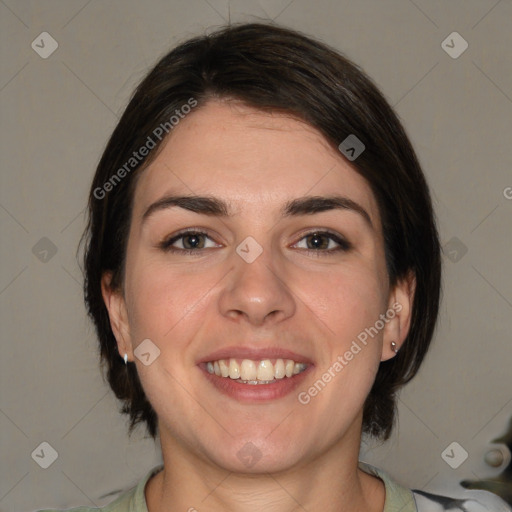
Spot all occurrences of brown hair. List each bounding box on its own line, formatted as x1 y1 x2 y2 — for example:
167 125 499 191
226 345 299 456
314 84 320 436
82 22 442 440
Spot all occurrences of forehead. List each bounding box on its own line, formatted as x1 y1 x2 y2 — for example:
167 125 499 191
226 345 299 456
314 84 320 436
133 101 380 224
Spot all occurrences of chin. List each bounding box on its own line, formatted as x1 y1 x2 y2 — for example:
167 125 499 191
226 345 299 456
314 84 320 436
209 442 305 475
195 424 313 475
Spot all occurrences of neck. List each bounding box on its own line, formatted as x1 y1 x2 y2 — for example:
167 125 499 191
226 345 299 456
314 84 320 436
145 422 385 512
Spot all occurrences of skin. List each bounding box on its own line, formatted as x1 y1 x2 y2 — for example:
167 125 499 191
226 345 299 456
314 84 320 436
102 100 415 512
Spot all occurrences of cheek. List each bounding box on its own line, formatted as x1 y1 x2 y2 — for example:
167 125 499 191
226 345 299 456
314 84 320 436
298 263 387 346
122 259 210 425
296 268 385 422
293 262 386 409
123 256 220 344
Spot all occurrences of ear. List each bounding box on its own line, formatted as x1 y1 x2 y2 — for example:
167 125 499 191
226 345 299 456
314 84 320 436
381 270 416 361
101 272 134 363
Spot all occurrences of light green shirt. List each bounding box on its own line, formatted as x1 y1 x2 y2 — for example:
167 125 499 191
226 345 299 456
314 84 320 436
37 462 417 512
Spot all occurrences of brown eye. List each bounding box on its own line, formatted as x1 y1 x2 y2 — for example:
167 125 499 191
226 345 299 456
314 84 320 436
305 233 330 250
160 230 220 252
293 231 351 254
181 233 206 249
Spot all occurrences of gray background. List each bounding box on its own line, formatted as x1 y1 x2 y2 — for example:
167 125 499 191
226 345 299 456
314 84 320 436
1 0 511 510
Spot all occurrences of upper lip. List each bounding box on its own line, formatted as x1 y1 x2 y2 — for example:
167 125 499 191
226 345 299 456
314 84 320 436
197 346 313 365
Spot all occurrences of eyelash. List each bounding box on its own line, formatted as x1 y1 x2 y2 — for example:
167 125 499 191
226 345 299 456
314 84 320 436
159 229 352 256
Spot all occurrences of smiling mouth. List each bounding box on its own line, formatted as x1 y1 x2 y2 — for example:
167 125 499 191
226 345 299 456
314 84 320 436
205 358 309 384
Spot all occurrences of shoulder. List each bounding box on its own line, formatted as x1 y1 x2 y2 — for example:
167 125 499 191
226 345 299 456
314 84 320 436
359 461 511 512
35 490 134 512
359 462 416 511
35 465 163 512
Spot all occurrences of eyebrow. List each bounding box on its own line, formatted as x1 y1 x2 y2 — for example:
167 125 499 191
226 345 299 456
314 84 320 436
142 194 373 229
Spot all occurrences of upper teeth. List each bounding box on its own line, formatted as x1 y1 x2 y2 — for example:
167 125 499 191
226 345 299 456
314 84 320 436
206 358 308 381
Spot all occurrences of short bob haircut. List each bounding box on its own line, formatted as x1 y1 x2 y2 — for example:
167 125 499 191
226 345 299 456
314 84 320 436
82 22 441 441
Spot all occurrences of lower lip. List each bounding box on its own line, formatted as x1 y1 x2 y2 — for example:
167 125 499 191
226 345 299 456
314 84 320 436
200 365 313 402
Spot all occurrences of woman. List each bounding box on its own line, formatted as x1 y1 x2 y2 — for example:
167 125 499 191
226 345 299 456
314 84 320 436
40 22 507 512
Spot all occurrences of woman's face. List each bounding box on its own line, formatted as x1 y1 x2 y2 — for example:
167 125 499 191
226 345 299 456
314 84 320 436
104 100 412 473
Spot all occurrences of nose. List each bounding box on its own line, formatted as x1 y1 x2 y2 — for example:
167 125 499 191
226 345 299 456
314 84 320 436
218 245 296 327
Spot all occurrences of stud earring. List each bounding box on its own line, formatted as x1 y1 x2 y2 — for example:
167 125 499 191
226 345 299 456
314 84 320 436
391 341 399 354
124 353 128 365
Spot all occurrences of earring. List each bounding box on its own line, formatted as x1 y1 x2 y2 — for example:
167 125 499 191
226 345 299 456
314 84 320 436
123 353 128 365
391 341 399 354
